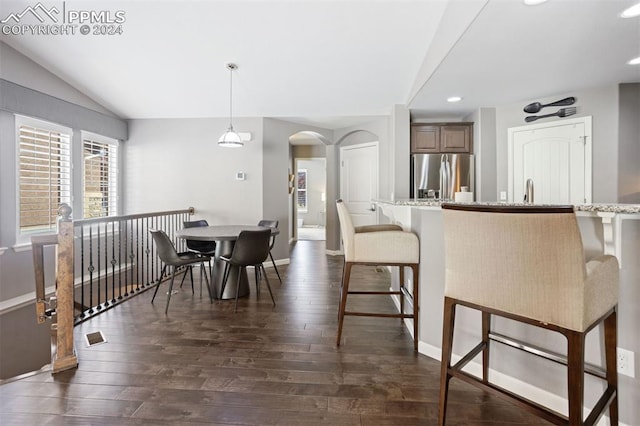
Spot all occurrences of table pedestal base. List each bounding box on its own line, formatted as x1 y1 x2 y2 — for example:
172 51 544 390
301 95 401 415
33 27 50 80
212 240 250 300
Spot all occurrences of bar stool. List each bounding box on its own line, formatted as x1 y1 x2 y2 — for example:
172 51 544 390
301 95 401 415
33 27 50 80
439 204 619 425
335 200 420 351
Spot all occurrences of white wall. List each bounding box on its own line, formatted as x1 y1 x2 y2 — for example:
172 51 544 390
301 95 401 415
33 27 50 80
123 118 264 224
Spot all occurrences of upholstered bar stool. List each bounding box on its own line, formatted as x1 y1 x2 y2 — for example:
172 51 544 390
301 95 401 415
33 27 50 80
439 204 619 425
335 200 420 351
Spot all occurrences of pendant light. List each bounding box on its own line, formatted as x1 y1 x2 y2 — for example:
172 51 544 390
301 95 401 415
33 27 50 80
218 63 243 147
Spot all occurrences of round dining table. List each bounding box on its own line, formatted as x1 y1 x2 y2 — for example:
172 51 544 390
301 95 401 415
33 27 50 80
176 225 279 300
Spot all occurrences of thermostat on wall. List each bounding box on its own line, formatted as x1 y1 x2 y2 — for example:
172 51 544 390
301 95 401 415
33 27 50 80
236 171 246 181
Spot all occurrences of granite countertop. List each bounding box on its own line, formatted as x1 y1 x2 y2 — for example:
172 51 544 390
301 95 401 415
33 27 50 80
375 199 640 214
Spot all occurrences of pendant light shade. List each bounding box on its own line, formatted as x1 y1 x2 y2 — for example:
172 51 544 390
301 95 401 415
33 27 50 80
218 63 243 148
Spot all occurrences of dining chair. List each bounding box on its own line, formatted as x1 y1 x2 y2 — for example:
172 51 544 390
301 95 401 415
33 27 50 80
439 204 619 425
183 219 216 297
335 200 420 350
149 229 213 314
219 229 275 312
257 219 281 283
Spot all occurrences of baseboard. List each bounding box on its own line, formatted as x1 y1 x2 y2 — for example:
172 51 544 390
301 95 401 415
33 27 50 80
325 249 342 256
263 258 290 268
389 292 624 426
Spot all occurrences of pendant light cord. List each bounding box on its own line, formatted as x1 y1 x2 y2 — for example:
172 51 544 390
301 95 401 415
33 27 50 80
228 66 234 130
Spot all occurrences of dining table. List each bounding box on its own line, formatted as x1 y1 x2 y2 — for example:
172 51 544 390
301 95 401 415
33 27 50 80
175 225 279 300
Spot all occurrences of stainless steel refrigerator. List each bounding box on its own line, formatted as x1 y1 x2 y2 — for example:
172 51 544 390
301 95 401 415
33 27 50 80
410 154 474 200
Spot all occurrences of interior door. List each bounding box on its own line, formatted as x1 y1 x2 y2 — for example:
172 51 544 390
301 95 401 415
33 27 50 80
340 142 379 227
508 117 592 204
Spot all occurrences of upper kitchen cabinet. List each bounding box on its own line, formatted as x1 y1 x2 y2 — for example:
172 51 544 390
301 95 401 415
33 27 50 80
411 122 473 153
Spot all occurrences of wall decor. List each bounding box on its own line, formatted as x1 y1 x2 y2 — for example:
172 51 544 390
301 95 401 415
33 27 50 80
523 96 576 113
525 107 577 123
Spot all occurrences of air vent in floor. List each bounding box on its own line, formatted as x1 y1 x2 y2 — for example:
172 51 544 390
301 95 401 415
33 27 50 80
85 331 107 347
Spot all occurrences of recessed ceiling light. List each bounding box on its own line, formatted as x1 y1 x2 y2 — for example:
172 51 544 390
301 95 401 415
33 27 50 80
629 56 640 65
621 2 640 18
447 96 462 103
524 0 548 5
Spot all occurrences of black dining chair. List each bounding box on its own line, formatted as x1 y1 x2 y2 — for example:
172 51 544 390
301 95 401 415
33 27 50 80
257 219 282 283
219 229 275 312
150 229 213 314
183 220 216 297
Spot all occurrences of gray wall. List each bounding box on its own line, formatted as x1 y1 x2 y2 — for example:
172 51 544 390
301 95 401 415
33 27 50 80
0 42 117 117
618 83 640 204
123 117 264 222
391 105 410 200
332 117 392 250
0 44 126 379
296 159 326 227
262 118 333 256
495 85 619 203
465 107 497 202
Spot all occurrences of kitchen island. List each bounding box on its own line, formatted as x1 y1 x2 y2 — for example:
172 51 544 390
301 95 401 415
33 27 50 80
375 199 640 424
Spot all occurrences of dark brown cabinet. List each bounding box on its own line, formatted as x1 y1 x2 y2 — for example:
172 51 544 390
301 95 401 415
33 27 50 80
411 122 473 153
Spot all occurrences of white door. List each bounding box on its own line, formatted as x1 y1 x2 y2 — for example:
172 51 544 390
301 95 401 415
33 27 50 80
508 117 592 204
340 142 379 227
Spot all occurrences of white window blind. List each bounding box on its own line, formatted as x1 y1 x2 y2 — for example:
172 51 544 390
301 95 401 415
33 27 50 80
18 122 72 233
83 135 118 218
297 169 307 211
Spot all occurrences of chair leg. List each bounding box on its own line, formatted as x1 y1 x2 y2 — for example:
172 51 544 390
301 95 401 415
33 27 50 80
165 269 177 314
234 266 243 313
399 266 405 325
179 268 187 288
202 261 214 303
220 263 230 300
482 311 491 383
269 251 282 284
338 260 346 321
254 267 261 296
151 265 167 303
566 330 586 425
189 266 195 294
261 265 276 307
208 259 215 299
438 297 456 426
411 264 419 352
336 262 352 347
178 266 194 293
604 309 618 425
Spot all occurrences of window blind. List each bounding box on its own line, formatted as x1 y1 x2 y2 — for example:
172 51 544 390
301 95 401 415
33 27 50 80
18 124 72 233
83 137 118 218
297 169 307 211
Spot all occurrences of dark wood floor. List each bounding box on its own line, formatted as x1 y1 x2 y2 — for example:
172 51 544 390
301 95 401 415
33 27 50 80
0 241 549 425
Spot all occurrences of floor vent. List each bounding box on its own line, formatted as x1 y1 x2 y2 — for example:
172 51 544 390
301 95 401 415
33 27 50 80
85 331 107 347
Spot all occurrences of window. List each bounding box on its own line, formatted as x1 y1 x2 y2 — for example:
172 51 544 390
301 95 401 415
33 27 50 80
83 133 118 218
17 117 72 234
16 116 120 241
297 169 307 211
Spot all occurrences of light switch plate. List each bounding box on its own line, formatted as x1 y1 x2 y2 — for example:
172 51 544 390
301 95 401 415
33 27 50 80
499 191 507 201
236 171 246 181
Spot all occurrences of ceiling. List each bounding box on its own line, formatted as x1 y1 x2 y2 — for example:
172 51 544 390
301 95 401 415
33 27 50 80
1 0 639 129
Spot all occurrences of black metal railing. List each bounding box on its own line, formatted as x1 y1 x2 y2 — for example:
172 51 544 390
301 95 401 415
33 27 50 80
72 207 194 324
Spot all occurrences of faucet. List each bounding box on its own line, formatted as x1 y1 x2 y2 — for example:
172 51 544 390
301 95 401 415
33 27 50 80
524 178 534 203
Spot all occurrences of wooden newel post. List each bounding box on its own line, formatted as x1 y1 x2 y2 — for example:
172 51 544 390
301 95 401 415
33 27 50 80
52 203 78 373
